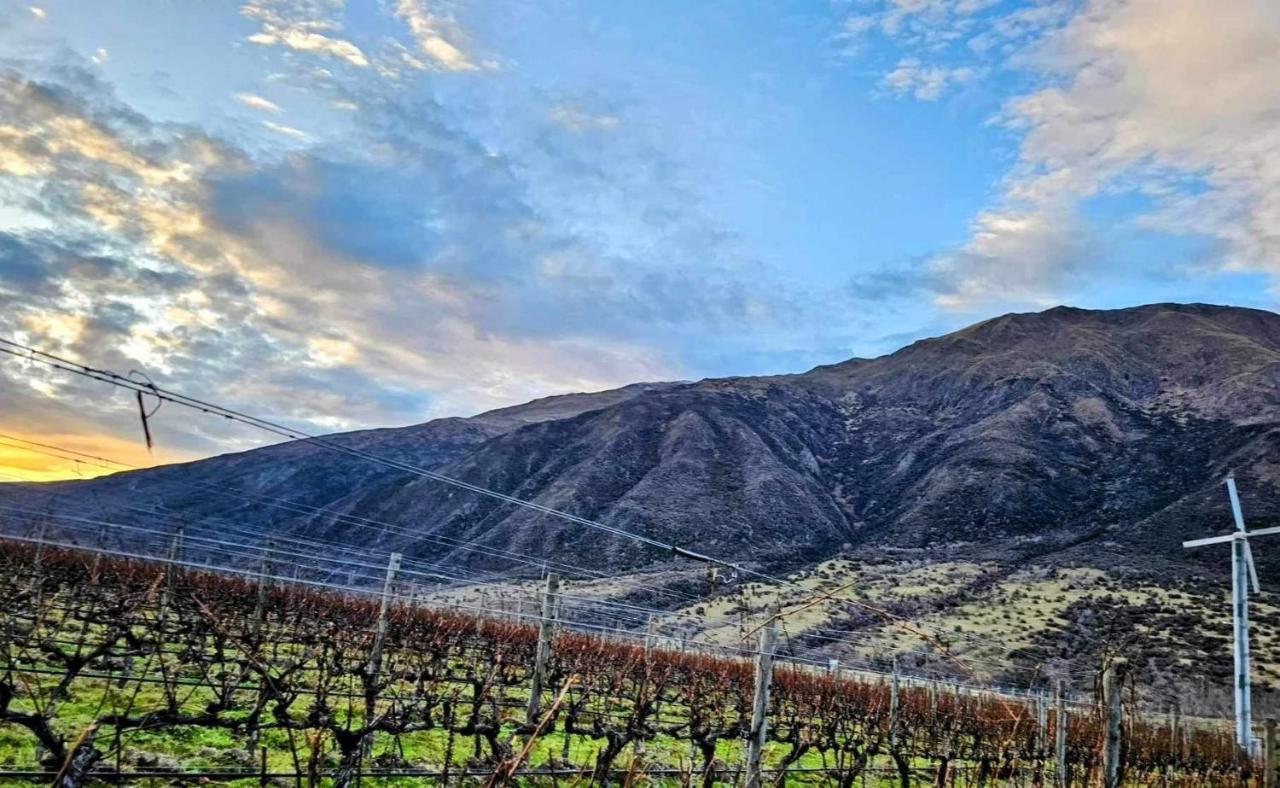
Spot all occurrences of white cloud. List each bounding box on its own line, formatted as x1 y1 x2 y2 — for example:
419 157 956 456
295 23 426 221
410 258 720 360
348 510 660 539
393 0 479 72
549 101 621 132
0 69 693 455
262 119 308 139
838 0 1072 95
241 1 370 67
27 6 45 20
850 0 1280 308
881 57 979 100
91 48 109 65
235 92 282 114
957 0 1280 299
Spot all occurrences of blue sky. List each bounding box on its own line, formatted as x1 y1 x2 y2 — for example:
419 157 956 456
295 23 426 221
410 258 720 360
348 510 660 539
1 0 1278 474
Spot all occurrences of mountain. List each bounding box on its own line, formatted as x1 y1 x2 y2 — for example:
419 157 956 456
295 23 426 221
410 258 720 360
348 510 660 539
5 302 1279 571
4 302 1280 692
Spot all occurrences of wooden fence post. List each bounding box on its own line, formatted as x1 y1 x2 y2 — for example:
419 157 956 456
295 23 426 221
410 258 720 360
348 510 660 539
746 604 780 788
526 572 560 725
1103 659 1127 788
1055 681 1068 788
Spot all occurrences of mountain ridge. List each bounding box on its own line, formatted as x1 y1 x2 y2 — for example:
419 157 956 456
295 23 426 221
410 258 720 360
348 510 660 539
3 302 1279 580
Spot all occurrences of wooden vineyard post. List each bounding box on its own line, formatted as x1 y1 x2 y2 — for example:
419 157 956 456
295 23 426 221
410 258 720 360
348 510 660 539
526 572 561 725
644 614 656 661
361 552 401 760
746 605 779 788
368 552 402 675
160 527 183 609
31 520 47 570
253 538 275 638
1034 689 1048 785
889 656 901 749
1103 659 1127 788
1055 681 1068 788
248 537 276 752
1265 718 1277 788
166 527 184 580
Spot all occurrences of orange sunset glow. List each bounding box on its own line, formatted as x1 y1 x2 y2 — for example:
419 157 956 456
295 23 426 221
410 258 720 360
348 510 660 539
0 430 195 483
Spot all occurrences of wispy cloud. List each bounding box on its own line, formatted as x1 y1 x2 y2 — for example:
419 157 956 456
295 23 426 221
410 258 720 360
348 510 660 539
235 93 282 114
27 6 45 20
880 58 979 100
548 101 621 132
261 119 307 138
393 0 479 72
241 0 369 68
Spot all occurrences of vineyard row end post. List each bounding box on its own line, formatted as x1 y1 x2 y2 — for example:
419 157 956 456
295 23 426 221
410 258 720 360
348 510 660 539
526 571 561 725
746 604 780 788
1103 659 1128 788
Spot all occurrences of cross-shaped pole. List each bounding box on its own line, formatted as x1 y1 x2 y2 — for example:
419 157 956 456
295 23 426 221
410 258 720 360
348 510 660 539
1183 476 1280 755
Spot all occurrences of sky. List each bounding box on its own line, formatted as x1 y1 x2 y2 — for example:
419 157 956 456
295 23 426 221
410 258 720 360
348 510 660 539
0 0 1278 480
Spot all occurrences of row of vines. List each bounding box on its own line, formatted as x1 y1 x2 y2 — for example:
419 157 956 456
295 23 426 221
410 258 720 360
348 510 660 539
0 540 1247 785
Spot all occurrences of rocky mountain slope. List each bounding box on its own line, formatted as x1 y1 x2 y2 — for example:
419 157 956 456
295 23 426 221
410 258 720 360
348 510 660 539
5 303 1279 572
3 302 1280 693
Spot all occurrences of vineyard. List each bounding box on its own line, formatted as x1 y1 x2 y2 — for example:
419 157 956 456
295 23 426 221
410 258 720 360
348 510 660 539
0 539 1250 786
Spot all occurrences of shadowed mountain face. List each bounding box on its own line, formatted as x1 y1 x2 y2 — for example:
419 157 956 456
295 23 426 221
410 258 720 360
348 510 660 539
4 303 1280 581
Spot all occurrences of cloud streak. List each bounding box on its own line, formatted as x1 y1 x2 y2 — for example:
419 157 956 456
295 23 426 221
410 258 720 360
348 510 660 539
241 0 370 67
235 93 282 114
393 0 479 72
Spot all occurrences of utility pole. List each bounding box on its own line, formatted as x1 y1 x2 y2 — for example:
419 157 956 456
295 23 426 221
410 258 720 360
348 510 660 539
746 605 779 788
1182 476 1280 755
526 572 560 725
